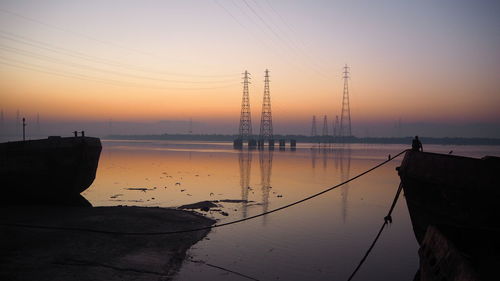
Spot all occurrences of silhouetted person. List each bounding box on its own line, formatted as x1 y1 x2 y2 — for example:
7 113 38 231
412 136 423 152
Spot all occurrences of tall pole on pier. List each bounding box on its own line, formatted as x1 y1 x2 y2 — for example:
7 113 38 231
340 64 352 137
259 69 273 141
238 70 253 140
22 117 26 141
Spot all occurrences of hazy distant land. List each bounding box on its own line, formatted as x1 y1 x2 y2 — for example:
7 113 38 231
105 134 500 146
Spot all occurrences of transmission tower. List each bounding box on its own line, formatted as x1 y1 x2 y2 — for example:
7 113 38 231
311 115 317 136
333 115 340 137
259 69 273 141
322 115 329 136
238 70 253 140
340 64 352 137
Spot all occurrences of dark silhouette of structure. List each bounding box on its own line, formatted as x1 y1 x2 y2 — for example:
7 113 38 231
259 69 273 142
234 71 255 148
311 115 317 136
340 65 352 137
322 115 329 136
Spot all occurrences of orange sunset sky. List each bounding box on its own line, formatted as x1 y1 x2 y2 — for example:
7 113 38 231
1 0 499 137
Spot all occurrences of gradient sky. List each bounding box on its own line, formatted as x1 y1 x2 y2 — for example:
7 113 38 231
1 0 499 137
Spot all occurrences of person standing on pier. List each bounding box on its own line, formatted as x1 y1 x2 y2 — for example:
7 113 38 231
412 136 423 152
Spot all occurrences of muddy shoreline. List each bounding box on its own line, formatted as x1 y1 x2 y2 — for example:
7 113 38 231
0 206 215 281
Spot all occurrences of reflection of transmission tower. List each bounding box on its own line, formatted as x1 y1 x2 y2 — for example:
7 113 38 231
238 70 253 140
259 69 273 141
311 115 317 136
259 149 273 225
340 65 352 137
339 147 351 223
238 150 252 218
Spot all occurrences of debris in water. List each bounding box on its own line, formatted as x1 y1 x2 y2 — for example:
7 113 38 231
179 201 218 212
124 187 154 192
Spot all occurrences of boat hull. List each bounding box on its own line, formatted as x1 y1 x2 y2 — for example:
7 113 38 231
398 151 500 281
0 136 102 204
398 150 500 243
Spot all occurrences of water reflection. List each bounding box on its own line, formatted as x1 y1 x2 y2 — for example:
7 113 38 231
238 149 252 218
259 149 273 225
310 144 352 222
338 146 351 223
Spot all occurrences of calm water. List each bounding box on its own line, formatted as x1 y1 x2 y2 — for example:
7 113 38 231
83 140 500 281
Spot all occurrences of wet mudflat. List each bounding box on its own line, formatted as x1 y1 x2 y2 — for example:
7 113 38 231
0 206 214 281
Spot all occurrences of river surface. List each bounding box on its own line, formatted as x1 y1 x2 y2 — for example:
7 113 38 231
83 140 500 281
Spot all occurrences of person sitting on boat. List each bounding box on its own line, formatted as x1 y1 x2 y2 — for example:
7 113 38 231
412 136 423 152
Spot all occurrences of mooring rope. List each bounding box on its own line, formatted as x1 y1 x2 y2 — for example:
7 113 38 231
347 182 404 281
1 149 408 236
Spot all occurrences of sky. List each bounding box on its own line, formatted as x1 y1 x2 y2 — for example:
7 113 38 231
1 0 499 137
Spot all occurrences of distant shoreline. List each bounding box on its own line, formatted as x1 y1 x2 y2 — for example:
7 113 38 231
105 134 500 146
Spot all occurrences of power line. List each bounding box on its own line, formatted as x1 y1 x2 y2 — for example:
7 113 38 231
240 0 329 78
0 30 239 79
262 0 330 73
0 57 238 90
0 8 162 59
0 44 236 84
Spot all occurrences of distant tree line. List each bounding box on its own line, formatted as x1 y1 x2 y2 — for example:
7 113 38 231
106 134 500 146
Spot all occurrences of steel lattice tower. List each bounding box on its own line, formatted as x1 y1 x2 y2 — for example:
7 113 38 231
334 115 340 137
340 64 352 137
311 115 317 136
322 115 329 136
259 69 273 141
238 70 253 140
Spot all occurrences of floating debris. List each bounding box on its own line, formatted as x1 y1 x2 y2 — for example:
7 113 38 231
124 187 154 192
179 201 218 212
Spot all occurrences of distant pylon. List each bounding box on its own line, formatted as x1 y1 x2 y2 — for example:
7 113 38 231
188 118 193 134
322 115 329 136
238 70 253 140
259 69 273 141
311 115 317 136
334 115 340 137
340 64 352 137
